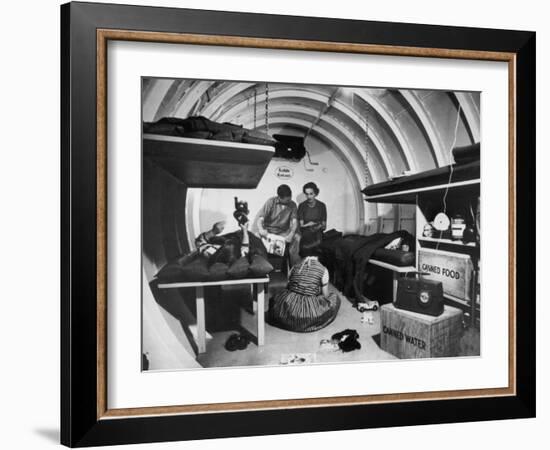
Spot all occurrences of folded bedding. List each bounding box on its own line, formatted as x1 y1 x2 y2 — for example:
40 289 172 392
154 231 274 283
144 116 277 146
452 142 480 164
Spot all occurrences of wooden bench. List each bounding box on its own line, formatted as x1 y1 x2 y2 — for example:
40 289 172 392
368 259 416 302
157 277 269 353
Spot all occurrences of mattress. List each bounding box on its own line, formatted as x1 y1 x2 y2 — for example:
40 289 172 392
371 248 415 267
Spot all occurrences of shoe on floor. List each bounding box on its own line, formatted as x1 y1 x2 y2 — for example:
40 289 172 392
224 333 250 351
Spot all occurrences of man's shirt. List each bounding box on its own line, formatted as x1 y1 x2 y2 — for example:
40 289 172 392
258 196 298 235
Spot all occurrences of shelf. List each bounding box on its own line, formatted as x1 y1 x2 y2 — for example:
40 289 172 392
363 160 479 204
368 259 416 273
419 237 477 247
143 134 275 188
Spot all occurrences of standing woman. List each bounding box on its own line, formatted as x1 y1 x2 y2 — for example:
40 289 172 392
298 182 327 246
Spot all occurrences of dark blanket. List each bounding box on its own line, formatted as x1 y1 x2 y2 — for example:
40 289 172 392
209 230 268 265
143 116 276 146
452 142 480 164
328 231 413 303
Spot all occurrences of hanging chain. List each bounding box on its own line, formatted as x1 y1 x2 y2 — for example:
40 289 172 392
253 88 257 129
265 83 269 135
364 104 370 186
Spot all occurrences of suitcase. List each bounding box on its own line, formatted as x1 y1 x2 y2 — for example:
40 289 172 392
395 273 444 317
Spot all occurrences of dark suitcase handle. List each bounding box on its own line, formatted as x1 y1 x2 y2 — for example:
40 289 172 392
406 271 431 278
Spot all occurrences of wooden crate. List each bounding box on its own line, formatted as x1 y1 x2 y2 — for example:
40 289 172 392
418 248 474 300
380 303 463 359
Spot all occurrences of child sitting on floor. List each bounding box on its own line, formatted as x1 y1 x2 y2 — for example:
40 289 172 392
269 233 340 332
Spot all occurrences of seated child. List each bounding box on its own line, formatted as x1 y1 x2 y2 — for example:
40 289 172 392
269 233 341 332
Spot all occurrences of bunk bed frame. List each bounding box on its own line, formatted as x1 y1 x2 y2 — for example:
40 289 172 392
364 160 480 326
143 134 275 189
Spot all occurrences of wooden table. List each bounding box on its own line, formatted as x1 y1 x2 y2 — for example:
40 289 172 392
157 277 269 353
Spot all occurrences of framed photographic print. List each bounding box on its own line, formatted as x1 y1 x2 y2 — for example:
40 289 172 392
61 1 536 447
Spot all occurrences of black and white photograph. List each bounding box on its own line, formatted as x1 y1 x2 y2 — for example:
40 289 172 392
0 0 544 446
142 78 481 370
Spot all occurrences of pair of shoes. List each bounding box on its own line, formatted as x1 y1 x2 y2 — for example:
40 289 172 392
224 333 250 351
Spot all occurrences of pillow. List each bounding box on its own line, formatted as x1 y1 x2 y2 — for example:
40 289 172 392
248 254 274 277
207 262 229 281
231 128 246 142
143 117 187 136
154 251 201 282
210 239 241 266
227 256 250 279
210 130 235 142
384 237 402 250
181 130 212 139
155 262 185 282
177 252 198 266
179 254 210 281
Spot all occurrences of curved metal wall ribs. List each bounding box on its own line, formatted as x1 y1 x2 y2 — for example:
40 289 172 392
142 79 480 241
214 89 392 179
144 79 479 177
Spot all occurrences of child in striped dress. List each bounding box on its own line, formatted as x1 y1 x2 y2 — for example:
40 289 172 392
270 237 340 332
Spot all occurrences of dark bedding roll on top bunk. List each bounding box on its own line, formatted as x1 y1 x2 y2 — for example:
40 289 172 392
452 142 480 164
362 145 480 201
143 116 276 145
144 117 308 160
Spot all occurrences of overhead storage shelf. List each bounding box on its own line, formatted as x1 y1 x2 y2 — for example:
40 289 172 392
143 134 275 189
362 160 480 204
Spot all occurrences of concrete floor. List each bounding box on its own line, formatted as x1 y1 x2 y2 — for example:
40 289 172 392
179 271 480 370
196 280 397 368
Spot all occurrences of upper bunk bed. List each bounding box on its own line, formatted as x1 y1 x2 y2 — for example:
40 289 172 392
362 159 480 204
143 116 275 189
143 134 274 189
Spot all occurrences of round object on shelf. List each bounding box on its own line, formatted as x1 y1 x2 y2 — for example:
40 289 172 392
433 212 450 231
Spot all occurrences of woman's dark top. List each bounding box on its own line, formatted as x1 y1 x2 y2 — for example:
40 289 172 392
298 200 327 227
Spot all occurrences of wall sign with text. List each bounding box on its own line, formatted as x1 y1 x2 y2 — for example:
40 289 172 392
275 166 294 180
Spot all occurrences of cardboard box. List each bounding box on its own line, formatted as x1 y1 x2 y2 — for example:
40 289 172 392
380 303 463 359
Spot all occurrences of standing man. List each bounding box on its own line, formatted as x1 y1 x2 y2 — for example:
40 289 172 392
256 184 300 266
